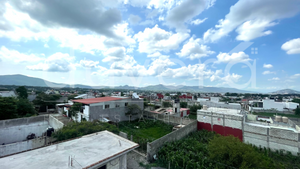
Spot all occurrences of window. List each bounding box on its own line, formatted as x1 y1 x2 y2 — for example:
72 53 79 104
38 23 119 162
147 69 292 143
116 104 120 108
98 165 106 169
105 104 110 109
125 102 128 107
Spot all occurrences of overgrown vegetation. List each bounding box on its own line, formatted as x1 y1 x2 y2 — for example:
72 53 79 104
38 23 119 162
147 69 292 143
253 112 300 118
180 102 187 108
162 101 172 108
125 104 142 122
119 120 173 153
52 121 119 141
156 130 300 169
0 97 37 120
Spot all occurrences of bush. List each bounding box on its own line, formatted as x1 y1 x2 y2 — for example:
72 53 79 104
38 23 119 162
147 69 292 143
52 121 119 141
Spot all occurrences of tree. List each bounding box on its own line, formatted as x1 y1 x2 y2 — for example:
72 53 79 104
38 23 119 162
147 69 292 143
189 104 202 115
162 101 172 108
165 93 170 96
68 103 82 120
16 98 36 117
16 86 28 99
0 97 18 120
125 104 141 122
295 107 300 116
180 102 187 108
292 99 300 104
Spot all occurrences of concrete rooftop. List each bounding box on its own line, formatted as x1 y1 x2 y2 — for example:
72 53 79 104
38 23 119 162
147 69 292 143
0 131 138 169
199 107 242 116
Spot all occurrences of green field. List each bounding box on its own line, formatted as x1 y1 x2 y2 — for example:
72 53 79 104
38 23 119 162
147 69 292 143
253 112 300 118
118 119 173 152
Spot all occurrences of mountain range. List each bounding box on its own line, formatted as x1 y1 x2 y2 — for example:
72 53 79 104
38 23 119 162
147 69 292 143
0 74 299 94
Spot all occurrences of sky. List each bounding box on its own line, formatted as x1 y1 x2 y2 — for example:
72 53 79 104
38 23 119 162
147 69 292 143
0 0 299 92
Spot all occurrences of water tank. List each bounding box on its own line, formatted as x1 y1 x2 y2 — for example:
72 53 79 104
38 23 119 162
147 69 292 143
275 116 282 122
203 105 208 110
282 116 288 123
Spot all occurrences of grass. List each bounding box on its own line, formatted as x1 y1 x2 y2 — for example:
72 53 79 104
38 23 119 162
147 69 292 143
189 114 197 120
253 112 300 118
118 119 173 153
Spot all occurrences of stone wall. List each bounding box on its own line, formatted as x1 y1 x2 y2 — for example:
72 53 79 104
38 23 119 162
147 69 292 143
145 111 192 125
146 121 197 161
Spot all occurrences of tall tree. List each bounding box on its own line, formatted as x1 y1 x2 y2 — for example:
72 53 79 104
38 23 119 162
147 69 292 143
16 86 28 99
125 104 141 122
0 97 18 120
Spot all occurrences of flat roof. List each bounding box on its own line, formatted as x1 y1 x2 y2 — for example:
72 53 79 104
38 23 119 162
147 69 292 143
199 107 242 116
73 96 128 104
0 131 138 169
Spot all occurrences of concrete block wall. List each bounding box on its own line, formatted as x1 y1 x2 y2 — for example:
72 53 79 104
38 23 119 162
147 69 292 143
49 115 64 130
0 116 50 144
147 121 197 161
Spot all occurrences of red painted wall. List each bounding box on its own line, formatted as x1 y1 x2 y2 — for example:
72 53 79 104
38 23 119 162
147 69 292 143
197 122 243 141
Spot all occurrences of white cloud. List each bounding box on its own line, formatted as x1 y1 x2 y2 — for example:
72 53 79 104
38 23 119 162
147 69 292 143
102 47 126 62
0 46 43 63
290 73 300 79
191 18 207 25
215 52 251 63
165 0 207 32
44 44 49 48
221 73 242 84
147 52 169 59
80 60 99 68
0 4 135 55
134 25 189 54
263 64 273 68
262 70 275 75
203 0 300 42
268 77 280 81
140 20 155 26
128 14 141 25
27 53 75 72
159 63 213 79
176 37 214 60
281 38 300 54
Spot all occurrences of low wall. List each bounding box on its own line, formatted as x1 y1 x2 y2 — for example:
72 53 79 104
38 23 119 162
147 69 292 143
0 136 56 157
243 122 300 155
145 111 192 125
49 115 64 130
146 121 197 161
0 116 50 144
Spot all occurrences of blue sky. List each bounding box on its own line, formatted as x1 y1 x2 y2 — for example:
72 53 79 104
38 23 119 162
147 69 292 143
0 0 299 92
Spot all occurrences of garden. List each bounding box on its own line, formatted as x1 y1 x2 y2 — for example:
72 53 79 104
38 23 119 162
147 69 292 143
151 130 300 169
118 119 174 153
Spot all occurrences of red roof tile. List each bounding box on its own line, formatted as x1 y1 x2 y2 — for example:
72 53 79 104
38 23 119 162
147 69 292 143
73 97 127 104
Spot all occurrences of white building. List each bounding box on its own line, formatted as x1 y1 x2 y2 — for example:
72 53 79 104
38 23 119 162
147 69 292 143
249 99 299 111
0 131 138 169
210 97 220 103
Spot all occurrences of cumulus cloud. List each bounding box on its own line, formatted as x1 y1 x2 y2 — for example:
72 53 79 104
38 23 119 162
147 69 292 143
128 14 141 25
102 47 126 62
9 0 123 38
0 4 135 55
221 73 242 85
290 73 300 79
203 0 300 42
268 77 280 81
281 38 300 54
263 64 273 68
191 18 207 25
262 70 275 75
166 0 207 32
0 46 43 63
176 37 214 60
134 25 189 54
147 52 169 59
27 53 75 72
80 60 99 68
215 52 251 63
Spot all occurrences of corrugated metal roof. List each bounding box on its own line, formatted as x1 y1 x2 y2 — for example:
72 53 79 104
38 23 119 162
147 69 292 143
72 97 127 104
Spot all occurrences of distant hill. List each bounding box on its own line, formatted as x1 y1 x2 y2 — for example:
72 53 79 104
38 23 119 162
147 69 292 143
0 74 253 93
270 89 300 94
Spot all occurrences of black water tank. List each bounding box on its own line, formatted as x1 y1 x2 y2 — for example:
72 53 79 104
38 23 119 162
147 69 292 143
46 127 54 137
